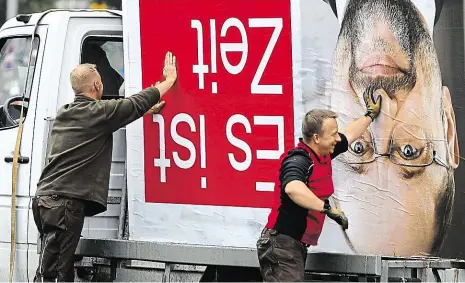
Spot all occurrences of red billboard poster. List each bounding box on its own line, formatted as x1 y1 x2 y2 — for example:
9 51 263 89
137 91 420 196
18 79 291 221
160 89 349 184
139 0 295 207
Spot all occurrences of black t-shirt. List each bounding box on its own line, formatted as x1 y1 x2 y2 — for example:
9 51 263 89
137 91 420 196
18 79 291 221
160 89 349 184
280 134 348 190
267 133 349 241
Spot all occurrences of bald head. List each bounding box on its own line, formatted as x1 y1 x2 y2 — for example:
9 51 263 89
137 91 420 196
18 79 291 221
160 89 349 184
70 64 103 98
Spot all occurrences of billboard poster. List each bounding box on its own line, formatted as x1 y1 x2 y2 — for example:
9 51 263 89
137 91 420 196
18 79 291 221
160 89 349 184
125 0 465 259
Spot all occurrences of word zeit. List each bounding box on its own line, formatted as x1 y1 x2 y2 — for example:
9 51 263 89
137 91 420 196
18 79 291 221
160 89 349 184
192 17 283 95
153 113 284 192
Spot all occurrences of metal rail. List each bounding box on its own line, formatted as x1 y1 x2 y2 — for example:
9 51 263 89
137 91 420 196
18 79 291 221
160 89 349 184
76 238 465 282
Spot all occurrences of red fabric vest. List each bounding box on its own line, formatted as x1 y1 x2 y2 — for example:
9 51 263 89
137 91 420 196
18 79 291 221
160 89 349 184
298 142 334 245
264 141 335 246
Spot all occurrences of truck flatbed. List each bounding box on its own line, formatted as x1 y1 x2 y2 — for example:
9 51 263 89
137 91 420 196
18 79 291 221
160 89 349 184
76 238 465 282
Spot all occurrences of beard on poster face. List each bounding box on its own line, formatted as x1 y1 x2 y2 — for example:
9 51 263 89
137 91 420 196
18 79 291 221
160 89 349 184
341 0 433 98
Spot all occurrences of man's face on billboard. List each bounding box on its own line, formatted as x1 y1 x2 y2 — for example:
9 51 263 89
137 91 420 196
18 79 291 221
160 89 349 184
328 0 459 256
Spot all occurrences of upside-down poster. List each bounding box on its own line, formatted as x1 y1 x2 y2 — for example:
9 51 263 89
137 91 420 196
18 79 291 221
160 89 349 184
127 0 465 259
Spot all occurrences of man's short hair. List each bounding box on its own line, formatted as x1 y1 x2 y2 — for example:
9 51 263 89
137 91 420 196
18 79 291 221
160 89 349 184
70 63 98 94
302 109 338 141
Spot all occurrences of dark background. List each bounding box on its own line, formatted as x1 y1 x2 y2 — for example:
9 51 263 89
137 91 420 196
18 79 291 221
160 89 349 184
434 0 465 259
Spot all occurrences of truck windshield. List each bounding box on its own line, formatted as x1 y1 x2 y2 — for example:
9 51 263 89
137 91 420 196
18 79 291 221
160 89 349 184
0 36 39 106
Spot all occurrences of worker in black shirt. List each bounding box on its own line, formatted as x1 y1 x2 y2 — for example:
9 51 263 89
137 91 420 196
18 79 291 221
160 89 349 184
257 87 385 282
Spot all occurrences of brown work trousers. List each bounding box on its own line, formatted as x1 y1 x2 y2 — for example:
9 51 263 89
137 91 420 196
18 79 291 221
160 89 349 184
256 228 308 282
32 195 86 282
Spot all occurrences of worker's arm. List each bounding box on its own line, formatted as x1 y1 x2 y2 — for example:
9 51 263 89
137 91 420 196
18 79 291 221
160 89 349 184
279 149 321 210
103 52 177 132
143 81 170 116
103 86 162 132
285 180 325 211
280 149 349 229
154 78 176 99
330 133 349 159
340 116 372 145
340 87 384 144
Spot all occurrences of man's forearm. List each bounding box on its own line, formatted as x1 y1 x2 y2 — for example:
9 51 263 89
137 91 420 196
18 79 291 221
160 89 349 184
285 180 325 211
154 78 175 99
342 115 372 144
104 87 161 132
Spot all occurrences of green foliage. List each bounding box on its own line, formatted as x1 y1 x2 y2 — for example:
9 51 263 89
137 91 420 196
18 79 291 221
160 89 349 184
96 0 121 9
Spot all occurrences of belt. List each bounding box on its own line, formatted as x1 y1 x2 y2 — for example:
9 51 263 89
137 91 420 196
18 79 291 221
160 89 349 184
263 228 310 249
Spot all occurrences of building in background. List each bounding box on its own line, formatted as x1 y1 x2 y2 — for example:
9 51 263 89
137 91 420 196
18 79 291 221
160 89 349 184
0 0 121 26
55 0 90 9
56 0 121 9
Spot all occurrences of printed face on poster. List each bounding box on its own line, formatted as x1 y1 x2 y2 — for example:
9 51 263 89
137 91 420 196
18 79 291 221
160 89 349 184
318 0 458 257
132 0 465 259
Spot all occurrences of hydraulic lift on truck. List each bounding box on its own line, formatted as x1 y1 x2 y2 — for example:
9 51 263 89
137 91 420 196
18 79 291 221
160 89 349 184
0 0 465 281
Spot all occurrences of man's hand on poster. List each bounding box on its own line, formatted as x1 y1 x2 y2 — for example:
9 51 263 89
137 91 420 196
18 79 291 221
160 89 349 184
363 87 385 121
163 51 177 84
146 81 166 115
152 51 178 100
341 87 389 144
325 207 349 230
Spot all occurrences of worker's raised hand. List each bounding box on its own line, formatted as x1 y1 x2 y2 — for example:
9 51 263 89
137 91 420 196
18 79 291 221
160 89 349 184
363 87 385 121
163 51 177 84
324 207 349 230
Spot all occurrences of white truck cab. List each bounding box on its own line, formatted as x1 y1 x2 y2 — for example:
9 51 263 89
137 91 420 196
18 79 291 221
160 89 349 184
0 10 126 281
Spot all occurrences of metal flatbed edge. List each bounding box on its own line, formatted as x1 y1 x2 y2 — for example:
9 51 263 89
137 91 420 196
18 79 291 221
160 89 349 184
76 238 465 277
76 238 382 275
381 256 465 269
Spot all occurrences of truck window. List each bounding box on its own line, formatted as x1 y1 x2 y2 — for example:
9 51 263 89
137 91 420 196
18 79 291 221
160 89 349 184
80 37 124 98
0 36 39 129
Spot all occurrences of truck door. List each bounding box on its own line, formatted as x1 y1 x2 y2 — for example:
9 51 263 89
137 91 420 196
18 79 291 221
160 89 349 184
81 35 126 239
0 25 46 281
56 15 124 239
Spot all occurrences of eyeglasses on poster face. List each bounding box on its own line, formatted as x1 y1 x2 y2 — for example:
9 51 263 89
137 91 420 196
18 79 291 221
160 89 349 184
343 124 449 169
